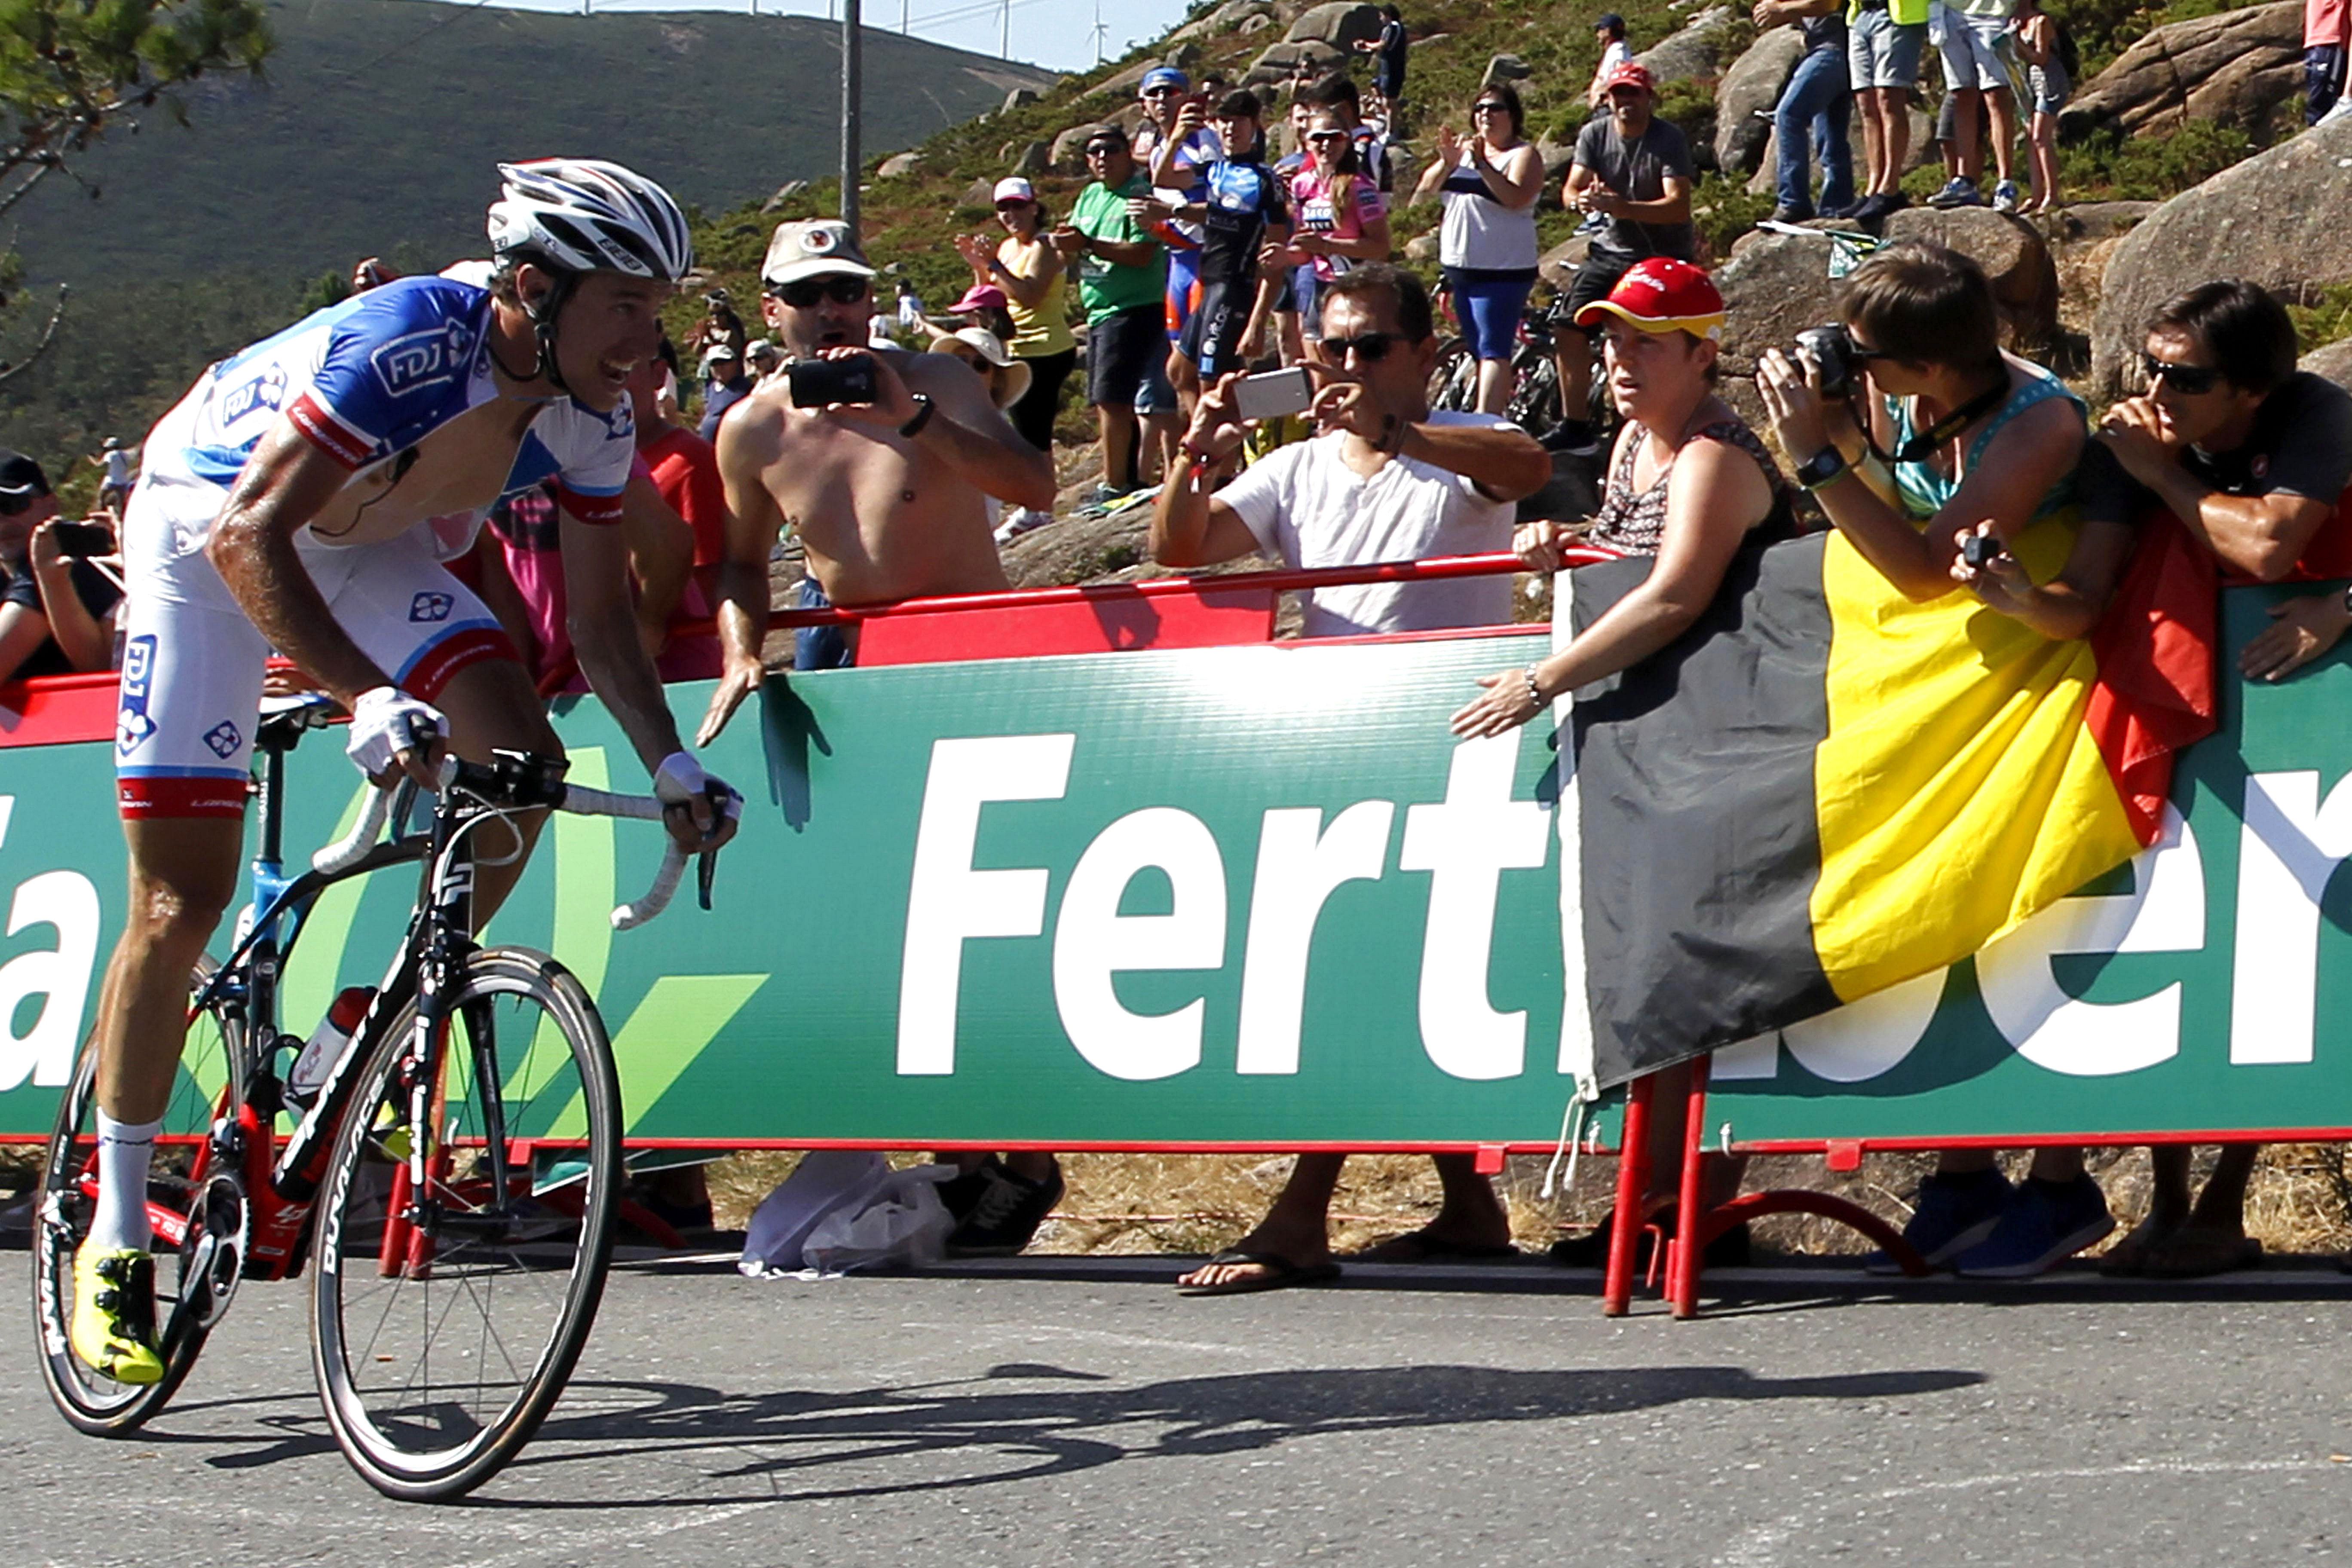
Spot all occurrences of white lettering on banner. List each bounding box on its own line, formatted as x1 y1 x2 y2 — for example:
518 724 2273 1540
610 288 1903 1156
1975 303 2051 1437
897 734 1076 1075
1399 735 1553 1081
1235 802 1396 1075
1978 808 2203 1075
1780 965 1952 1081
2229 771 2352 1065
0 870 101 1092
1054 808 1228 1081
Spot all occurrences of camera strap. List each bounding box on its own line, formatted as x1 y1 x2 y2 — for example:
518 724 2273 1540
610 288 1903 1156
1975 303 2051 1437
1881 376 2010 467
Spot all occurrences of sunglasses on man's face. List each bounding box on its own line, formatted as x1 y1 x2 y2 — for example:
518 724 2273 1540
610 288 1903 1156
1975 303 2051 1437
772 276 872 309
1142 85 1177 97
2141 352 2221 395
1323 331 1398 364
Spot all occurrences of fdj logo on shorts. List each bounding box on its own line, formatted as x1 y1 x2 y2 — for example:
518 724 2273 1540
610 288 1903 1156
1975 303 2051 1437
370 319 475 399
116 634 158 757
410 591 454 624
203 721 242 760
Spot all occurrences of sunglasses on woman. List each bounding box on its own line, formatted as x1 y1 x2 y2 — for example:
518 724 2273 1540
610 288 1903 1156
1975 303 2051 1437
1307 130 1349 143
1471 102 1508 115
771 275 872 309
2140 352 2221 395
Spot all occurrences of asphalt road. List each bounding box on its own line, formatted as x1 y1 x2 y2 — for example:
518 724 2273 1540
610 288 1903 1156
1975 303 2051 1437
8 1251 2352 1567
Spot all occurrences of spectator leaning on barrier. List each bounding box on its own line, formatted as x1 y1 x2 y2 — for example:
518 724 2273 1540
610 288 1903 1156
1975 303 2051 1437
706 219 1060 1254
1452 261 1798 1267
1755 0 1856 224
1414 81 1544 419
1757 241 2117 1279
1054 123 1180 499
0 450 123 683
1149 264 1551 1295
1550 62 1697 455
1846 0 1929 220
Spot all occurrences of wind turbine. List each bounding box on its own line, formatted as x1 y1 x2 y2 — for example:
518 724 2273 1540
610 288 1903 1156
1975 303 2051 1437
1090 0 1108 64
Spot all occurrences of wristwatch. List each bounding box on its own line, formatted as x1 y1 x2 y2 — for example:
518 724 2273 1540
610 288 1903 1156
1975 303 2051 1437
1795 446 1850 491
898 393 935 439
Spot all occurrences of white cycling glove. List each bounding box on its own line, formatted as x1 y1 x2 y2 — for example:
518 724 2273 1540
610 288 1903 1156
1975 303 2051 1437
346 687 445 779
654 750 744 830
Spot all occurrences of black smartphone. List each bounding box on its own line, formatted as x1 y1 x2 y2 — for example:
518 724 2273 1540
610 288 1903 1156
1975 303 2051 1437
50 522 114 557
787 355 879 409
1960 533 2005 569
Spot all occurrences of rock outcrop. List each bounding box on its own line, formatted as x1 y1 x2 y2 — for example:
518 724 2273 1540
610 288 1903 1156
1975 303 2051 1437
2061 1 2303 143
1285 1 1382 50
1635 5 1736 87
1715 28 1806 177
1245 37 1347 84
2092 116 2352 398
2303 338 2352 395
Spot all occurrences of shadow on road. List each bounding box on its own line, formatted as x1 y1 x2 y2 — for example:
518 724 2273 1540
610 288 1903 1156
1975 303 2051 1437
439 1361 1985 1505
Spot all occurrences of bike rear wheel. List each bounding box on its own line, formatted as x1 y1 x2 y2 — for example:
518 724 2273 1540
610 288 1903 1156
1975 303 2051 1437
32 963 244 1434
1428 337 1479 413
309 946 620 1501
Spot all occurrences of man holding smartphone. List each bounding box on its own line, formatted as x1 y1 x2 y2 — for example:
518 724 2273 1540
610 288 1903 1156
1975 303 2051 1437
701 218 1054 692
1150 265 1550 1294
0 449 122 683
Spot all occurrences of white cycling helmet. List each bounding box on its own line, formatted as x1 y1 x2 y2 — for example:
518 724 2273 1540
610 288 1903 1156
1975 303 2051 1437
487 158 694 282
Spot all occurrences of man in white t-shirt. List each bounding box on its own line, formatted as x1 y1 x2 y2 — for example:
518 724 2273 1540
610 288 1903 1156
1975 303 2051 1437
1150 263 1551 1295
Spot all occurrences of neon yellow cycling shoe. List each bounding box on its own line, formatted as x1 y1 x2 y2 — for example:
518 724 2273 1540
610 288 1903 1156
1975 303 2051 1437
70 1243 165 1385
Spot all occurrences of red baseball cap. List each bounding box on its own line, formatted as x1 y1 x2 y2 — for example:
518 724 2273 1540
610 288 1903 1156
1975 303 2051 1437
1601 60 1657 97
1572 257 1725 341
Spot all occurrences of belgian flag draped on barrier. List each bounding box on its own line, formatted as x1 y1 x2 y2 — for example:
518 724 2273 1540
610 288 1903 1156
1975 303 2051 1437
1564 509 2218 1090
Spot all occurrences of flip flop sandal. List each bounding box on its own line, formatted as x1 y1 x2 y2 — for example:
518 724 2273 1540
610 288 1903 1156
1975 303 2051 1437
1176 1248 1344 1297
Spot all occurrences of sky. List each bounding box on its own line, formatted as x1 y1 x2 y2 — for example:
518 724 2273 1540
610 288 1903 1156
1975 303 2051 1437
434 0 1196 72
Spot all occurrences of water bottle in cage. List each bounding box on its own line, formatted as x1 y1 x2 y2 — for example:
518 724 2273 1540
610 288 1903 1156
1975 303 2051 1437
287 986 376 1111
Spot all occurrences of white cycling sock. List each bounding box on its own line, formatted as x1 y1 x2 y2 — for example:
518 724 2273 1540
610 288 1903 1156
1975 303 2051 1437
89 1112 161 1254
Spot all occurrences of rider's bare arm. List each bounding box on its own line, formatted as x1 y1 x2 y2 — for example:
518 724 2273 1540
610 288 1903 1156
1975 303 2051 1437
556 508 691 774
206 423 404 709
619 472 692 658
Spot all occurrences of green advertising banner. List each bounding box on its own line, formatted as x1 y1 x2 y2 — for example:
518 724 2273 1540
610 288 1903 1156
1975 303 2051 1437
0 584 2347 1152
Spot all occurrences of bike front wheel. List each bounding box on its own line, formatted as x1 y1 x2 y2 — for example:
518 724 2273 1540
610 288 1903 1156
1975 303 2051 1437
309 946 621 1501
31 962 244 1434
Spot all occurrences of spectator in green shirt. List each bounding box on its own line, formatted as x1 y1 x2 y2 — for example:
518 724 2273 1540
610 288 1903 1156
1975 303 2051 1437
1054 124 1181 497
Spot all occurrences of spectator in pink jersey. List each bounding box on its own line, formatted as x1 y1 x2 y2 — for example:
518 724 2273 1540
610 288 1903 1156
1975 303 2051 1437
1278 108 1394 343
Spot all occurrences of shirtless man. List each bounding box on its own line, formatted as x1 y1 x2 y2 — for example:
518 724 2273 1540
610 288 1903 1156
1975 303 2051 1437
698 218 1061 1253
698 219 1054 699
70 160 740 1384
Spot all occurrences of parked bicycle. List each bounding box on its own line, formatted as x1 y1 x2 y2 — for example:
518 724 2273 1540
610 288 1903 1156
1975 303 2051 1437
1427 283 1605 442
31 693 719 1500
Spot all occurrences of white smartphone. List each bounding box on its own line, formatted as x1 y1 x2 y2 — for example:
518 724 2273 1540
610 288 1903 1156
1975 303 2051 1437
1232 365 1314 422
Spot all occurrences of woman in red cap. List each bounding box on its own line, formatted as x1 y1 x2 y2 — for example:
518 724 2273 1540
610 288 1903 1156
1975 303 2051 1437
1452 257 1794 1262
1451 257 1795 739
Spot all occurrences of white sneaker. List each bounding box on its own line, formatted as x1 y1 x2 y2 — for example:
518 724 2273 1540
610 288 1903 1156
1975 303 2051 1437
992 507 1051 545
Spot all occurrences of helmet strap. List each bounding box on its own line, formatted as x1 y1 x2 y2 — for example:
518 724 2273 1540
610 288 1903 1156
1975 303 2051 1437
520 267 581 395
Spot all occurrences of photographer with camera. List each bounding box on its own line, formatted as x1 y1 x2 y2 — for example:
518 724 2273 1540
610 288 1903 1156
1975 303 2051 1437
0 450 122 684
1758 241 2137 1279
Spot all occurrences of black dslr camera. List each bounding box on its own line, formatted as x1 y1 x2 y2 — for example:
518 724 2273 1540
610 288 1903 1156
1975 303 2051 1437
1793 324 1860 401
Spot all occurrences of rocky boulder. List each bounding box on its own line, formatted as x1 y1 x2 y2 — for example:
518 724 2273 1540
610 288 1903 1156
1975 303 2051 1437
876 151 922 180
1715 27 1806 176
1285 1 1381 49
2092 115 2352 399
1002 86 1039 113
2061 0 2303 143
1883 207 2060 354
1636 5 1736 87
2303 338 2352 395
958 178 996 211
2039 200 2157 244
1483 52 1534 88
760 179 810 214
1245 37 1346 85
1048 124 1102 173
1168 0 1275 43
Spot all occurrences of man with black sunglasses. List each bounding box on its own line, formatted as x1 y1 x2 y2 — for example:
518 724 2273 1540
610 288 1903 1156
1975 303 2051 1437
1152 264 1550 1296
0 448 122 685
2082 282 2352 655
704 219 1054 710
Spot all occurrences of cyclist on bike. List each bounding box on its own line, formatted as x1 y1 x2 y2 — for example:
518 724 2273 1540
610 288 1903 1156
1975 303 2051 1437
72 158 741 1384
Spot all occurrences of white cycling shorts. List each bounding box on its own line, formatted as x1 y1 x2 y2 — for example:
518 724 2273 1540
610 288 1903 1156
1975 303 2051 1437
114 480 515 820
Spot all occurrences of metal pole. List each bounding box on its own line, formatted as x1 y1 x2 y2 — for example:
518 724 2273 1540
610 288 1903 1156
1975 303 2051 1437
842 0 862 233
901 0 909 34
1000 0 1009 59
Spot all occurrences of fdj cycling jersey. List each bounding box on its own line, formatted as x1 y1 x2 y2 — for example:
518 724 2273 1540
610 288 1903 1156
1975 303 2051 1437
140 274 633 558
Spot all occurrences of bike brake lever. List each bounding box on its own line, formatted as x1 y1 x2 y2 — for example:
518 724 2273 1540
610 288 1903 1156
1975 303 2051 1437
696 848 718 911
